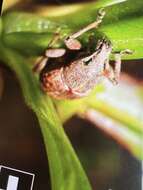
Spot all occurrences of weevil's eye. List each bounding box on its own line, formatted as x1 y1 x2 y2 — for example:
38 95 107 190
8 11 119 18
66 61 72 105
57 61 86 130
83 58 92 65
83 59 91 65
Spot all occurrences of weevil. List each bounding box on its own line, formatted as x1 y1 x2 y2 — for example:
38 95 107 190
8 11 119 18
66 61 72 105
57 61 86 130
33 9 132 99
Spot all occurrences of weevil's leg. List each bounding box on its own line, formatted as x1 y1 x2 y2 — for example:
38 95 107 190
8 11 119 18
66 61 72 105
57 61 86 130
33 30 66 73
33 56 49 73
64 38 82 50
46 32 66 57
48 32 61 48
113 53 121 82
67 8 105 39
104 58 110 70
103 49 132 84
64 8 106 50
33 48 66 73
113 49 133 82
103 58 118 84
45 48 66 58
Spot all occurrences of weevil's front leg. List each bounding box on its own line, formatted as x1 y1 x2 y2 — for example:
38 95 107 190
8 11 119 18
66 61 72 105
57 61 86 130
64 8 106 50
69 8 105 39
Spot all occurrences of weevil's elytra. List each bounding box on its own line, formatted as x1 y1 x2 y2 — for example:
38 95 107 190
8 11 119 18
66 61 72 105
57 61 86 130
33 8 132 99
63 39 112 95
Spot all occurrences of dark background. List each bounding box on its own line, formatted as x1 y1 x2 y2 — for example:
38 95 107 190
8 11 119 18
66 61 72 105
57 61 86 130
0 0 142 189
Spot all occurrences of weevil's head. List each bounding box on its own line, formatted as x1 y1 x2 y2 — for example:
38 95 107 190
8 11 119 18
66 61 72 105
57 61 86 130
77 38 112 67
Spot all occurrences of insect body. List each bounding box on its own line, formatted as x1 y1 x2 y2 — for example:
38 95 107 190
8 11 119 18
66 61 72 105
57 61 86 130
40 39 112 99
33 9 132 99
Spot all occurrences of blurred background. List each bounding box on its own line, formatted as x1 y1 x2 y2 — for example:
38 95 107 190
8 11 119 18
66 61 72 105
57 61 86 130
0 0 142 189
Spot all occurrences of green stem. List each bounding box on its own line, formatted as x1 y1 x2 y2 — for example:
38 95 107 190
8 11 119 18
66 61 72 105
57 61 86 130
0 42 92 190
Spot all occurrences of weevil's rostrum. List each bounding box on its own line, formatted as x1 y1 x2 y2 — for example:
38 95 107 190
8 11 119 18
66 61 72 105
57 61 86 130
33 9 132 99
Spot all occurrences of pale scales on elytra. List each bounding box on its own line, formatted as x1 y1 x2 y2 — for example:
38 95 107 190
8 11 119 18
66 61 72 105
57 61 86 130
33 8 132 99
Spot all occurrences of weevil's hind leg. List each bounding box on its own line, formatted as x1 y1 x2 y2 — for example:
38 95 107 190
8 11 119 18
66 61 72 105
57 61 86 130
64 8 106 50
33 56 49 73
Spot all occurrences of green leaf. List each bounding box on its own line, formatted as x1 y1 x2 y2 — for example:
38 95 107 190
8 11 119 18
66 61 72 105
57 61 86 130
1 0 143 189
50 0 143 59
0 42 92 190
2 0 143 59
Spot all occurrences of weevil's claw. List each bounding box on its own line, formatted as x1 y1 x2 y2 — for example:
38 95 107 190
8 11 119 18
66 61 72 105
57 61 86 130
120 49 133 55
103 67 119 85
111 78 118 85
113 49 133 55
97 8 106 22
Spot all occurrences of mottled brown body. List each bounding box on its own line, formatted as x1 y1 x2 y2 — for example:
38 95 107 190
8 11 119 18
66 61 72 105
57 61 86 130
40 39 112 99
